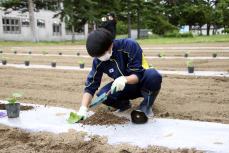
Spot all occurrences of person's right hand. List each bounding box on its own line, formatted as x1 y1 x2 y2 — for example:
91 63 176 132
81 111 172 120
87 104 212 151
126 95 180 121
77 106 88 120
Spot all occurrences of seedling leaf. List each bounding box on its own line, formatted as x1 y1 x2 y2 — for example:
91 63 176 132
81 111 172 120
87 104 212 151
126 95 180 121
13 93 22 98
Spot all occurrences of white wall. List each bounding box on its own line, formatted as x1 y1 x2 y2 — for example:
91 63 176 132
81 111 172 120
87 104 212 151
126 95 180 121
0 9 86 41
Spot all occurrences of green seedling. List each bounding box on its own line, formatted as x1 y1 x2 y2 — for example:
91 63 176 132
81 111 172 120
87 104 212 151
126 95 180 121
6 93 22 105
186 60 194 67
42 51 48 55
0 55 6 60
67 112 83 124
158 52 165 57
79 60 84 64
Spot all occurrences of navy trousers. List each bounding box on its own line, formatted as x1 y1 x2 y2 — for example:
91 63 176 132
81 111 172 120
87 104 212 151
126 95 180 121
97 69 162 108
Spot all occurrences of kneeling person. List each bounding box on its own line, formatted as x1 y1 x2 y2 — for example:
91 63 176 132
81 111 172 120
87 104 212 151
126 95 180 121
77 28 162 123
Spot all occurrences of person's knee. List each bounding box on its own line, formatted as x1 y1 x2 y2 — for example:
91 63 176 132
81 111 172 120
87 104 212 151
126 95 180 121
142 69 162 91
146 69 162 83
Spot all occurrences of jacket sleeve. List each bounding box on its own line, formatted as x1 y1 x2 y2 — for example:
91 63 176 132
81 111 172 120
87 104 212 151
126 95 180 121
125 39 144 80
84 59 103 96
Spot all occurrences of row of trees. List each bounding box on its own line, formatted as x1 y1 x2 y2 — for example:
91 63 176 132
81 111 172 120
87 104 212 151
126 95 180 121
1 0 229 40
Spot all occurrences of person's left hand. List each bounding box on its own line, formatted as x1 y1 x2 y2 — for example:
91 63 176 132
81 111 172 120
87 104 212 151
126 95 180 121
77 106 88 120
111 76 127 94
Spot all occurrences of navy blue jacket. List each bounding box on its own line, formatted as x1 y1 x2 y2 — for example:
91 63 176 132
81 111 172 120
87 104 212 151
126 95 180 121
84 38 145 96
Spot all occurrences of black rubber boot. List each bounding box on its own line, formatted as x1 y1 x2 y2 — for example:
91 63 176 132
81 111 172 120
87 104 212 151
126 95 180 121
139 89 160 115
131 89 160 124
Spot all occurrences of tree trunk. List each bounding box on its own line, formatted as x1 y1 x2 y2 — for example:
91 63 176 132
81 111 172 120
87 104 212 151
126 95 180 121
189 25 192 31
127 0 131 38
207 24 210 36
137 0 140 39
71 25 75 43
199 25 203 36
28 0 37 42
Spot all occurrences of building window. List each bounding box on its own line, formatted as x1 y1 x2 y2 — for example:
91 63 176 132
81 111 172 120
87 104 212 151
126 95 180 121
53 23 61 36
37 19 45 28
2 17 21 34
21 19 30 27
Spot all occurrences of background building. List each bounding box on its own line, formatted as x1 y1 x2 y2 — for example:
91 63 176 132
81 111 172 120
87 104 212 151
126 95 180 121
0 9 88 41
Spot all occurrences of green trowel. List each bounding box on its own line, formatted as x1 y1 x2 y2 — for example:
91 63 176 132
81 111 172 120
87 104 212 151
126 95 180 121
67 89 113 124
67 112 83 124
89 89 112 108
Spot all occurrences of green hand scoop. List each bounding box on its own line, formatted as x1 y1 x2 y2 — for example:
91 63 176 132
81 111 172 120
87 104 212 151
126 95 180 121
89 89 112 108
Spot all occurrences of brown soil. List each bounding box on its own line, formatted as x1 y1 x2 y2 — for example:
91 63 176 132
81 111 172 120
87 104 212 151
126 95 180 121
80 110 129 125
0 67 228 124
0 103 34 111
0 124 203 153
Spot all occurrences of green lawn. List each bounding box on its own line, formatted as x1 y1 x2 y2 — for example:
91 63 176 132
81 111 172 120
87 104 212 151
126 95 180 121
0 34 228 47
137 34 229 45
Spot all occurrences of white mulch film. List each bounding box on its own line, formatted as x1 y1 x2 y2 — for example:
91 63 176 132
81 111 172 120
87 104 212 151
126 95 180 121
0 101 229 153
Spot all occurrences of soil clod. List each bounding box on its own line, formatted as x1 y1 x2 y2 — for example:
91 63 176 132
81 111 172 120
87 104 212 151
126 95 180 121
80 110 129 125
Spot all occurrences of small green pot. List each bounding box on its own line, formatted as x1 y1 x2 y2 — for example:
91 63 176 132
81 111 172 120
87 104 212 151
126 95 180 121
5 103 20 118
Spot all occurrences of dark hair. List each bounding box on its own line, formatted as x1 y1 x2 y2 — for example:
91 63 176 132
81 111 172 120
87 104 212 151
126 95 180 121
86 28 113 57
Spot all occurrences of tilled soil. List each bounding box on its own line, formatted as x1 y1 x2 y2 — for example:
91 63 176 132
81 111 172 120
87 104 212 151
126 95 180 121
0 67 228 123
0 124 203 153
0 103 34 111
80 110 129 125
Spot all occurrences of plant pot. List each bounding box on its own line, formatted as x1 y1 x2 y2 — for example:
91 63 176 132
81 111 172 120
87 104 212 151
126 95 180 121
77 52 80 56
28 51 32 54
14 51 17 54
212 53 217 58
0 51 3 54
184 53 189 58
158 54 161 57
79 63 84 69
5 103 20 118
2 60 7 65
188 66 194 73
24 61 30 66
51 62 56 67
59 52 62 55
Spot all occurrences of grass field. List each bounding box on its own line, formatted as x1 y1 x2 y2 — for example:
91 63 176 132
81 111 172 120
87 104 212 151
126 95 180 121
0 34 228 47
